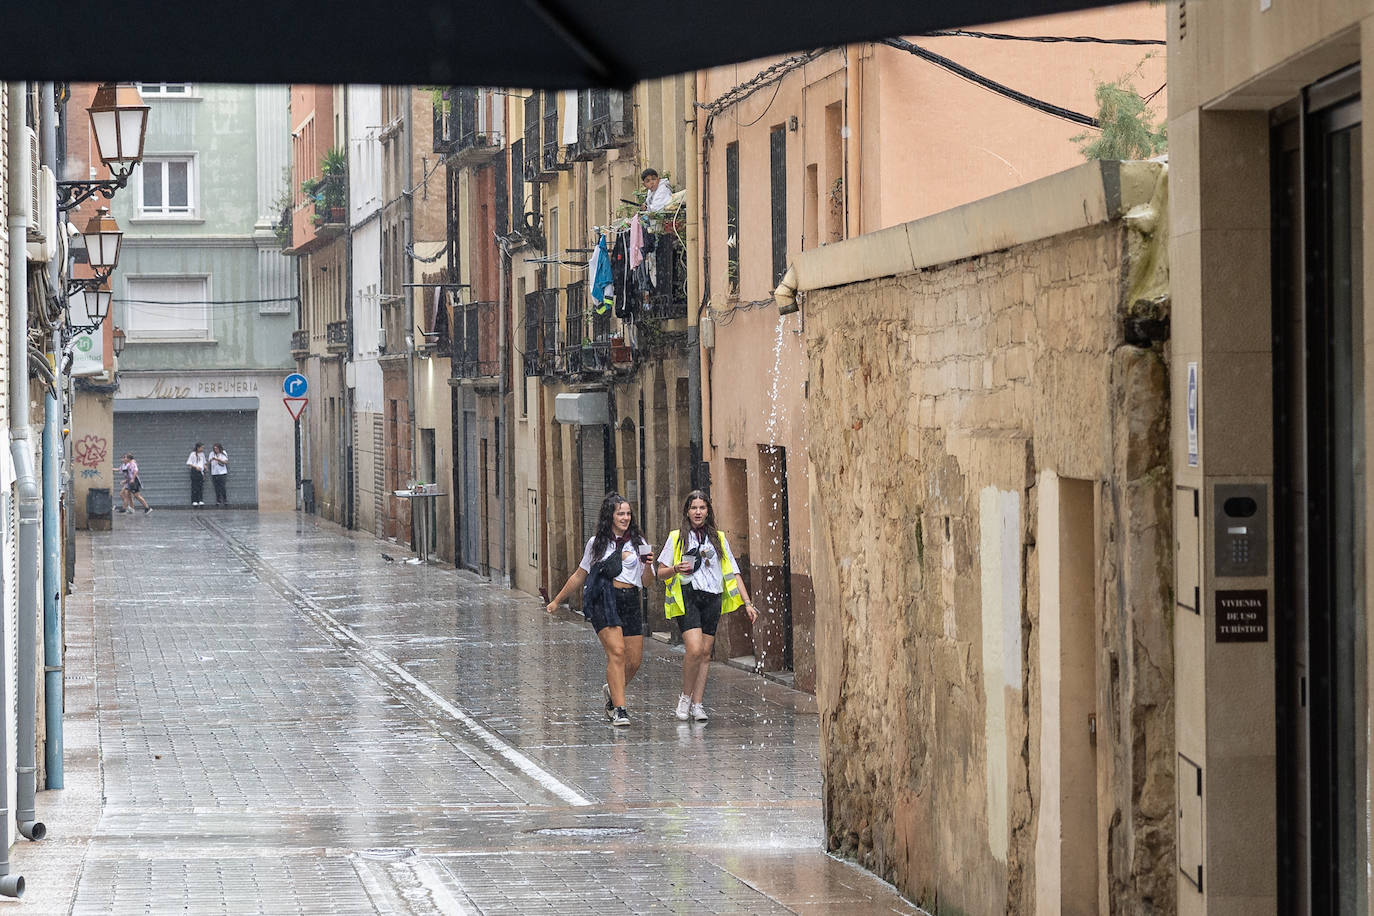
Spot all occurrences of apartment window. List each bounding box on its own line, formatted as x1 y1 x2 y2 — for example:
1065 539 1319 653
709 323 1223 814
725 142 740 296
139 83 191 97
140 157 196 217
770 125 788 287
125 276 211 340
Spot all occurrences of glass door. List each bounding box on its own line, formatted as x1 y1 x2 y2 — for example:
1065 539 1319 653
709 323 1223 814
1275 72 1367 915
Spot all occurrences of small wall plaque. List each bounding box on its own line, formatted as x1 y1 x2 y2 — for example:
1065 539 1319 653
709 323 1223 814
1216 590 1268 643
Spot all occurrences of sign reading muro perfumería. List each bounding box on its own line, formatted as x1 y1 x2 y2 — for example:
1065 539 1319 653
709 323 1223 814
124 376 263 400
1215 590 1268 643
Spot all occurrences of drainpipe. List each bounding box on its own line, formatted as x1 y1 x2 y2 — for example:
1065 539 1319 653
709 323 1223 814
40 80 63 793
14 84 47 846
497 235 509 586
688 71 706 491
2 80 36 898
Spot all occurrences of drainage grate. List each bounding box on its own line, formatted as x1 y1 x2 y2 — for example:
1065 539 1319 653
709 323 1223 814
530 826 639 838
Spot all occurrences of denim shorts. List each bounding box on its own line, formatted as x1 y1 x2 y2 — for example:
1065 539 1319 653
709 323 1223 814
586 587 645 637
675 584 723 637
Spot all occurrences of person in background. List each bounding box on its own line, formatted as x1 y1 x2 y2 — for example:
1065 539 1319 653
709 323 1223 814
641 168 673 212
119 453 152 515
546 493 656 726
209 443 230 507
186 442 208 507
656 489 756 722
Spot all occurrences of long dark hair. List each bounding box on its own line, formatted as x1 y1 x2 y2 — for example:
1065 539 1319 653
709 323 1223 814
590 492 646 561
678 489 722 556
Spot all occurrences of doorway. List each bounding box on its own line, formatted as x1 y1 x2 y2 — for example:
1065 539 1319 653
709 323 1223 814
1274 68 1367 916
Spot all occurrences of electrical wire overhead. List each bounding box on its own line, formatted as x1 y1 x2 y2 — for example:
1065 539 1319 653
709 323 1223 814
881 37 1100 128
918 28 1164 46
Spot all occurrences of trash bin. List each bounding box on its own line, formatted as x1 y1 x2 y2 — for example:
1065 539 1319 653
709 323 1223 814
86 487 112 531
300 479 315 514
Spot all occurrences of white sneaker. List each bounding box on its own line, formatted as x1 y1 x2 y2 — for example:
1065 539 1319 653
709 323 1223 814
690 703 709 722
674 694 691 721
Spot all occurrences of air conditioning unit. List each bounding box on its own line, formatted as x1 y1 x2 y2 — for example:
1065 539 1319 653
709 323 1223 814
25 128 57 264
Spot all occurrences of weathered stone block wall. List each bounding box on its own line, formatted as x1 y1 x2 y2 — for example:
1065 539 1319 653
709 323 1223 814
807 194 1174 913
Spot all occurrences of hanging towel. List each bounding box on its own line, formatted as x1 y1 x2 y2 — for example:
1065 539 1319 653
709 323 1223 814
587 243 603 305
628 215 645 271
562 91 579 146
593 235 613 305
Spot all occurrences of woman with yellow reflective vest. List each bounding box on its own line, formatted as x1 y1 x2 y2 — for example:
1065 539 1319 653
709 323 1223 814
546 493 656 726
655 489 758 722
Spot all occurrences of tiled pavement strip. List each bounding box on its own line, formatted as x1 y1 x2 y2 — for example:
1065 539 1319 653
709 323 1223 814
8 512 923 915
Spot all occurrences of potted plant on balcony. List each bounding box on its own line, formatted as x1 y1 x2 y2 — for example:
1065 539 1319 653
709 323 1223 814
321 147 347 223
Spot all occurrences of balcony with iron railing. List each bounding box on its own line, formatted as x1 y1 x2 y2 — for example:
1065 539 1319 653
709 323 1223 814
452 301 499 380
290 328 309 357
524 98 549 183
541 100 570 174
435 88 502 167
326 319 350 354
643 233 689 320
574 89 633 160
561 280 618 377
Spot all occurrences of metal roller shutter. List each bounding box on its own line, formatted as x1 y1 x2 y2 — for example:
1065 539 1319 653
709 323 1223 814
579 425 609 542
114 408 259 508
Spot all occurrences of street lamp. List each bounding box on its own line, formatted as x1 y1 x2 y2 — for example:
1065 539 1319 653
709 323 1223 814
56 83 150 212
67 279 112 336
111 326 126 357
71 207 123 285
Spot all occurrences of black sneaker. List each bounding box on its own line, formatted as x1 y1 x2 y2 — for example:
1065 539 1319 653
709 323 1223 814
143 507 153 515
610 707 630 726
603 683 613 719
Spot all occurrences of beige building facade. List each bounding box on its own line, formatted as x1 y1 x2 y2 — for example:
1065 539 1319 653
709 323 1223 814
1169 0 1374 913
698 3 1164 691
509 78 697 627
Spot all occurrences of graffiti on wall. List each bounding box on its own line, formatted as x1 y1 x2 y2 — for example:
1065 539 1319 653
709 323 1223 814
73 434 109 470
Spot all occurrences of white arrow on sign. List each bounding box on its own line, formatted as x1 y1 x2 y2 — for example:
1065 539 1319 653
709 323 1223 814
284 397 308 421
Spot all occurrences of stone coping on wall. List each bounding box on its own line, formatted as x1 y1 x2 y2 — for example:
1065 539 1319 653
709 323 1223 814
791 159 1165 293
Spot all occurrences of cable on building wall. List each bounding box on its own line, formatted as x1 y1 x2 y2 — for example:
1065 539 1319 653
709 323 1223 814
919 29 1165 46
880 37 1100 128
696 48 836 141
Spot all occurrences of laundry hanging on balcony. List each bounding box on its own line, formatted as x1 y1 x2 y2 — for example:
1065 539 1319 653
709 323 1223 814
589 235 614 314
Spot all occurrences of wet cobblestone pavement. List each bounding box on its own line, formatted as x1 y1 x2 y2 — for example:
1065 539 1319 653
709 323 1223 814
10 512 922 914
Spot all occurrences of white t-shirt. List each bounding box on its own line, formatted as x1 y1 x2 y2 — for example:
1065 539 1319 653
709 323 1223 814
657 529 738 594
186 451 207 472
210 451 229 476
579 535 654 589
644 178 673 212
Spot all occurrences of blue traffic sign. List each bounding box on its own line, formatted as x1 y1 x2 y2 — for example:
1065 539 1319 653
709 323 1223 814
283 373 308 398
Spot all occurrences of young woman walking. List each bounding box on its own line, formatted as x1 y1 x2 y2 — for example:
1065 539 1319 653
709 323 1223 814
656 490 756 722
546 493 656 726
118 453 152 515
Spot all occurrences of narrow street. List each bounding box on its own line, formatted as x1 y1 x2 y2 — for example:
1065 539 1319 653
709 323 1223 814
11 512 918 915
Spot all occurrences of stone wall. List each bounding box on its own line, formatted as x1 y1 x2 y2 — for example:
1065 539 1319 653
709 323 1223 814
805 163 1174 913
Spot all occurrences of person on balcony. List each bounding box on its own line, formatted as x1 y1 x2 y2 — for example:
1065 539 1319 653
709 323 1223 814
546 493 657 726
641 168 673 213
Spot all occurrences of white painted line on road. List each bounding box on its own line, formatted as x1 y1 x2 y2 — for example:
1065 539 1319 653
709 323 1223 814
409 857 472 916
201 516 594 809
368 647 594 808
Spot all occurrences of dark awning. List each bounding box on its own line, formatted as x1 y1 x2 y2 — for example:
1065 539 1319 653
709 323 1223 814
7 0 1131 88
